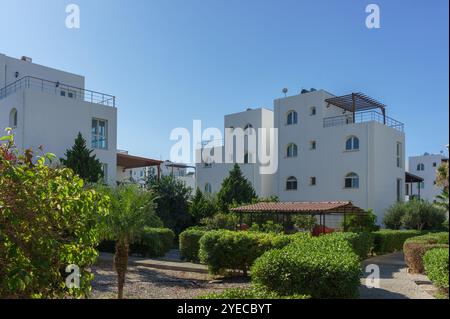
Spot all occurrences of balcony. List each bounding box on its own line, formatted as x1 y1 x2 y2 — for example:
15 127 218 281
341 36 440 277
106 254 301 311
323 110 404 132
0 76 115 107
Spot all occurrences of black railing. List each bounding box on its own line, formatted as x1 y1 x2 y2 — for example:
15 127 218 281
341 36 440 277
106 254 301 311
0 76 116 107
323 111 404 132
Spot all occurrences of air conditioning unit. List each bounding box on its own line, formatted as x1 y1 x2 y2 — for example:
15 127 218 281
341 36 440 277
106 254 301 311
21 56 32 63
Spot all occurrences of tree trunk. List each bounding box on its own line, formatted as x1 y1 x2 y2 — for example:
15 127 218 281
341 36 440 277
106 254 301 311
114 240 129 299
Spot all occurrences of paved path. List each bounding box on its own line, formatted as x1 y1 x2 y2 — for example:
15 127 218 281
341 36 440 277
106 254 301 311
359 252 435 299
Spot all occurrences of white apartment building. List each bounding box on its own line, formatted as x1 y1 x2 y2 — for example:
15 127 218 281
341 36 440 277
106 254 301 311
407 153 448 202
0 53 117 183
196 89 406 224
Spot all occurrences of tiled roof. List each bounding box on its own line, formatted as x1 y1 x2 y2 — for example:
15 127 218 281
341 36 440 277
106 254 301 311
230 201 365 214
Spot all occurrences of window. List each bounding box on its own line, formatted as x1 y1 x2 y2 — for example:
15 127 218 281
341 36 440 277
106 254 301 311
92 119 108 149
67 89 76 99
345 136 359 151
9 108 18 128
102 163 108 182
244 152 253 164
417 163 425 171
310 177 316 186
406 183 410 196
244 123 254 135
419 182 425 189
286 176 298 190
396 142 403 168
286 110 298 125
286 143 298 158
204 183 212 193
310 107 316 116
310 141 316 150
60 90 66 97
433 162 437 167
396 178 402 202
344 173 359 189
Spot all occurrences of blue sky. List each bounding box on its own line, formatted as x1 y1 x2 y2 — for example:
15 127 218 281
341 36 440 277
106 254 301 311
1 0 448 162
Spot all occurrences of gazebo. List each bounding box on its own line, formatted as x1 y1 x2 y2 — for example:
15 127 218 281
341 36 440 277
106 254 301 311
230 201 367 232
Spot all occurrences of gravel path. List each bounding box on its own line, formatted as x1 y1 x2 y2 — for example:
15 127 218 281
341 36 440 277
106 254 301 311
90 259 250 299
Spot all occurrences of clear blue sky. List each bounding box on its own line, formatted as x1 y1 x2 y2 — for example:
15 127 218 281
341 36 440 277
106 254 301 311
1 0 448 162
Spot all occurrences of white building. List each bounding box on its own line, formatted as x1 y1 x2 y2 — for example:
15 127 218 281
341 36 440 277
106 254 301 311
195 89 406 224
407 153 448 202
0 53 117 183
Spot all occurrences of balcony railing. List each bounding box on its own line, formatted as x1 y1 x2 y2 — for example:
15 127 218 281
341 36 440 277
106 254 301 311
323 111 404 132
0 76 116 107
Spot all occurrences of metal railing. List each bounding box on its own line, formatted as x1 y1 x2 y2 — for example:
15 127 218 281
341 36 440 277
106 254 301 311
323 111 404 132
0 76 116 107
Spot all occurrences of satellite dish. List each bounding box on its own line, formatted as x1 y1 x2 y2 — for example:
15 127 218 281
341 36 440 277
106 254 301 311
282 88 288 97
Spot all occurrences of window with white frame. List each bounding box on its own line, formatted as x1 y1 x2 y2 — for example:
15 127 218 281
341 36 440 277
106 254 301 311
345 136 359 151
286 176 298 190
101 163 108 182
310 177 316 186
204 183 212 193
344 172 359 189
396 142 403 168
92 119 108 149
286 143 298 158
417 163 425 171
286 110 298 125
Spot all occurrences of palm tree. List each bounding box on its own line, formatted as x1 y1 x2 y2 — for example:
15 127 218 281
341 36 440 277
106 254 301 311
435 190 449 212
100 184 156 299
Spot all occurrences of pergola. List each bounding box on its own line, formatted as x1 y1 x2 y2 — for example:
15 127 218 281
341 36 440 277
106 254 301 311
230 201 367 232
405 172 424 200
325 92 387 124
117 152 163 180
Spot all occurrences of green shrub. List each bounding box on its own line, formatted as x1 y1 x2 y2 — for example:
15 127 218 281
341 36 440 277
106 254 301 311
200 213 239 230
403 232 449 274
342 209 380 232
372 230 425 255
131 227 175 257
179 227 207 262
423 248 449 290
249 221 284 234
198 286 310 299
326 232 374 260
198 230 294 275
251 235 361 299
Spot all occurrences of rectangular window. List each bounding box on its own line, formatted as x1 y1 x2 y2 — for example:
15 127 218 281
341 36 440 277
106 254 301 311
310 177 316 186
67 90 76 99
102 163 108 182
433 162 437 167
92 119 108 149
310 141 316 150
406 183 410 196
60 90 66 97
396 142 403 168
397 178 402 202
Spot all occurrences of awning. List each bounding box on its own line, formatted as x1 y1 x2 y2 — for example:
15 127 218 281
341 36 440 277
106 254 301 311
405 172 424 183
117 152 162 169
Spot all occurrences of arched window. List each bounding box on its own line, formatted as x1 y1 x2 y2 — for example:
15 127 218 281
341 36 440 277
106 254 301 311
286 110 298 125
286 176 298 190
244 123 254 135
345 136 359 151
9 108 17 128
204 183 212 193
286 143 298 158
344 173 359 189
417 163 425 171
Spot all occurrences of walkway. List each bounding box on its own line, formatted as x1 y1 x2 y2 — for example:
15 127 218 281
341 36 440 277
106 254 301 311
359 252 435 299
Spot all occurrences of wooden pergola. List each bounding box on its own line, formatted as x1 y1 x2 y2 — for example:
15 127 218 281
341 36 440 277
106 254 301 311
230 201 367 232
405 172 424 200
117 152 163 180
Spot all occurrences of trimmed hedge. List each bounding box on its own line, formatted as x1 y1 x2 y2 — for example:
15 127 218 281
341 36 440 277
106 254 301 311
179 227 207 262
403 232 449 274
199 230 297 275
423 248 449 290
326 232 374 260
131 227 175 258
372 230 425 255
251 234 361 299
198 286 310 299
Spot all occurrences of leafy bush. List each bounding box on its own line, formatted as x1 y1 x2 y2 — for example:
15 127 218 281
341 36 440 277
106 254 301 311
131 227 175 258
0 131 109 298
200 213 239 230
251 235 361 299
403 233 449 274
292 215 317 232
372 230 425 255
326 232 374 260
189 188 218 223
249 221 284 234
342 209 379 232
179 227 207 262
198 230 294 275
383 202 407 229
423 248 449 290
198 286 310 299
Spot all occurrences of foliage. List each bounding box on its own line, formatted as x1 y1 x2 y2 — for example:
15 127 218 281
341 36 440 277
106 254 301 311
435 190 449 212
198 285 310 299
292 215 317 232
147 175 193 234
60 132 104 184
249 221 284 234
179 227 207 262
251 234 361 299
325 232 374 260
0 130 109 298
200 213 239 231
198 230 294 275
342 209 379 232
383 200 446 230
131 227 175 258
403 232 449 274
189 188 218 223
217 164 257 212
423 248 449 290
372 230 425 255
435 162 449 191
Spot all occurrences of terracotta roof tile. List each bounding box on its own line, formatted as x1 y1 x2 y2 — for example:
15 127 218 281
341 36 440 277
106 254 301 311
230 201 365 214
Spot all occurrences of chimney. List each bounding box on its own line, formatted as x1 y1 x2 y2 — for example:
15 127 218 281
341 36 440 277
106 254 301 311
21 56 32 63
